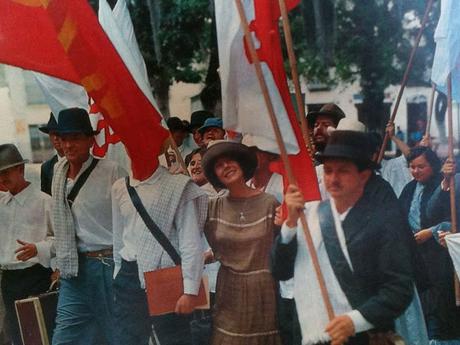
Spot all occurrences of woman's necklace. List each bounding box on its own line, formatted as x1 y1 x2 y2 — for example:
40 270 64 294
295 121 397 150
238 199 250 223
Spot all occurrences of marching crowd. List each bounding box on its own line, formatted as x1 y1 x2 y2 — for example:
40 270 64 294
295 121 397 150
1 104 460 345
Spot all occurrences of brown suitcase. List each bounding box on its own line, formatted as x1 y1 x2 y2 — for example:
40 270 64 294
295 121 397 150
15 289 58 345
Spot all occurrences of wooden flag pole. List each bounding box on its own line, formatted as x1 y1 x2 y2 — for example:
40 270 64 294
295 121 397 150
377 0 434 163
425 84 436 138
235 0 335 320
447 74 460 306
447 74 457 233
278 0 314 157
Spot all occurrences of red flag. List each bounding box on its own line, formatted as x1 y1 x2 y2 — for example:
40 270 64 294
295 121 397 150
0 1 79 83
249 0 320 201
0 0 169 180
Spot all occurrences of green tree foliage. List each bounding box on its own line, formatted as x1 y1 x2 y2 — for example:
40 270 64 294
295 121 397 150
127 0 212 116
289 0 438 130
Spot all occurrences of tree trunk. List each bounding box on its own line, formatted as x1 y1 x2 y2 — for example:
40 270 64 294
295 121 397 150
146 0 162 63
151 77 170 118
199 0 221 115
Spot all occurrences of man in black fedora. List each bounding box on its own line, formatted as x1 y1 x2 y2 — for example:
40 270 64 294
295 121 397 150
271 129 414 345
189 110 214 148
39 113 64 195
0 144 53 345
307 103 346 158
50 108 126 345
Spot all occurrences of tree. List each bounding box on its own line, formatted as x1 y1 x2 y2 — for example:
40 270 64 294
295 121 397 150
128 0 212 117
290 0 438 131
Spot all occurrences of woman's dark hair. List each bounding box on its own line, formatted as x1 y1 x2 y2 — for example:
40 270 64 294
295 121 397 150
407 146 441 172
185 148 206 167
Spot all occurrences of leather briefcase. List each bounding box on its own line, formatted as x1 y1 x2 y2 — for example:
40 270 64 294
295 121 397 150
15 284 58 345
144 265 209 316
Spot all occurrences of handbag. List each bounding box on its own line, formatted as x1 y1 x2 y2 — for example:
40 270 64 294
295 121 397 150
125 177 209 316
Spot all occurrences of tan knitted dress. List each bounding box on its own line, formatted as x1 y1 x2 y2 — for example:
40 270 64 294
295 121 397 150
205 192 281 345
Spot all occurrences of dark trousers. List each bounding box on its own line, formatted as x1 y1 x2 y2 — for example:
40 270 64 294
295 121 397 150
1 264 51 345
277 297 302 345
113 260 193 345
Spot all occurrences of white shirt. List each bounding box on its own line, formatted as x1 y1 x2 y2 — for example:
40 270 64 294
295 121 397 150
112 168 204 295
380 155 412 197
65 157 127 252
0 184 53 269
281 199 373 344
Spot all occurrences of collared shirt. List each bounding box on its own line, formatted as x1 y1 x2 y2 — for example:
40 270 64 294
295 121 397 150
112 167 204 294
380 155 412 197
65 157 127 252
281 199 372 344
0 184 53 269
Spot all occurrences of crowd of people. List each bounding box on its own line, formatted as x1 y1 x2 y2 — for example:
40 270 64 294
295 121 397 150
1 104 460 345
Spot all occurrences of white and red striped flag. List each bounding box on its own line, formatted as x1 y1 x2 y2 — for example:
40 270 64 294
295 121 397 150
215 0 320 201
0 0 169 180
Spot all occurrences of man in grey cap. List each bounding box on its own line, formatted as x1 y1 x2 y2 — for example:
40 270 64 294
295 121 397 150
0 144 53 345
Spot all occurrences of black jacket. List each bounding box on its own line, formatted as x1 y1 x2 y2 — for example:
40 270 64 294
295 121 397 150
40 155 58 196
271 174 414 331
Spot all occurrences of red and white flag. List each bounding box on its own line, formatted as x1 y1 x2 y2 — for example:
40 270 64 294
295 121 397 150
0 0 169 180
215 0 320 201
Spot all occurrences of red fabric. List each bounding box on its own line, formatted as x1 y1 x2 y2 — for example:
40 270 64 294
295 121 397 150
0 0 169 180
0 1 79 83
250 0 320 202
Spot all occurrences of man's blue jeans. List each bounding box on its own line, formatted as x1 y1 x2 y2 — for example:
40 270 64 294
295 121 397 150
52 255 115 345
113 259 193 345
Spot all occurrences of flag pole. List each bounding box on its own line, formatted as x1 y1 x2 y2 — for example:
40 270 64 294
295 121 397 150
235 0 334 321
447 73 460 306
447 74 457 233
278 0 314 158
425 84 436 138
377 0 434 163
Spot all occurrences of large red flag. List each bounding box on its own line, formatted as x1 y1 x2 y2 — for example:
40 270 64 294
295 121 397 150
0 0 169 180
216 0 320 201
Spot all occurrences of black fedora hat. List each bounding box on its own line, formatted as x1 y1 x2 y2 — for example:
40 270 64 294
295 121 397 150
307 103 346 128
202 140 257 189
55 108 99 136
189 110 214 131
38 113 58 134
0 144 28 172
316 130 378 169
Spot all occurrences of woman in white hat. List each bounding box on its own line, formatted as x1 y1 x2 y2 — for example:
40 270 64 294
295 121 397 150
202 140 281 345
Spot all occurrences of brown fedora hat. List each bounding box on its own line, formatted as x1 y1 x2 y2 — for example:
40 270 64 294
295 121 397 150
0 144 29 172
307 103 346 127
202 140 257 189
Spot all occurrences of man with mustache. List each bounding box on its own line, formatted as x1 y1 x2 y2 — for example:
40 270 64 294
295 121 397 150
307 104 345 161
271 129 414 345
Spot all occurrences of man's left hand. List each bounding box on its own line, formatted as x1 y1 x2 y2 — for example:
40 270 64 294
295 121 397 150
15 239 38 261
325 315 355 345
175 294 199 315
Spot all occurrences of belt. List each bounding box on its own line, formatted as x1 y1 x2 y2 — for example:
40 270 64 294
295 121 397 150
80 248 113 258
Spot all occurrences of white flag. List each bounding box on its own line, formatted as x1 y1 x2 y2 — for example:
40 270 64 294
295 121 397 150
431 0 460 101
215 0 299 154
446 233 460 278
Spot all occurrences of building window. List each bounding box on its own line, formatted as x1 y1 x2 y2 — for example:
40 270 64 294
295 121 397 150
29 125 53 162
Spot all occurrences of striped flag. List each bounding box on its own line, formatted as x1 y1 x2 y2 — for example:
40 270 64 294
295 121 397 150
215 0 320 201
0 0 169 180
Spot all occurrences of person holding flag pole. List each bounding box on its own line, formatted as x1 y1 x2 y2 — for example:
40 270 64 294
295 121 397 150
234 1 413 345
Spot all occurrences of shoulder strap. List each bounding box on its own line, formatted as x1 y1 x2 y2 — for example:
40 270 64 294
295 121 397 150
124 176 181 265
67 158 99 207
318 200 361 308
